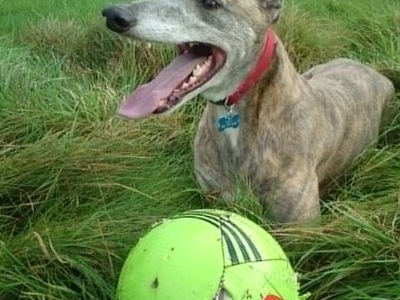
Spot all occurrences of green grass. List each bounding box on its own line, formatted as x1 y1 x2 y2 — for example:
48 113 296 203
1 0 400 299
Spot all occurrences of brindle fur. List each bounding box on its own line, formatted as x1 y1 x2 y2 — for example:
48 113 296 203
103 0 395 223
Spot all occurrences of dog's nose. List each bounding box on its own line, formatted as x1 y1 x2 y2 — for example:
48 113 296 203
102 6 136 33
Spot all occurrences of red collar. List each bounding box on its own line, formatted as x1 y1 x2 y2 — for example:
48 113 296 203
223 29 277 106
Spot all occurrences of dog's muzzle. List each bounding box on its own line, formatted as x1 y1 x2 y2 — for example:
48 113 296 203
102 6 136 33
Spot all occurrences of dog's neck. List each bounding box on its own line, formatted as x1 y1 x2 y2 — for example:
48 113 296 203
242 39 304 129
212 30 278 107
225 29 277 106
205 33 304 145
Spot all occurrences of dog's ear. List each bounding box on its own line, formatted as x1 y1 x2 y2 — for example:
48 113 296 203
259 0 282 23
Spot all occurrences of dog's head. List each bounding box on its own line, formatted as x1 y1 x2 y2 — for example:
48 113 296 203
102 0 282 118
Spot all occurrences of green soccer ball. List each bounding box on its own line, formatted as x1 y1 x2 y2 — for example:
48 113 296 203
117 209 309 300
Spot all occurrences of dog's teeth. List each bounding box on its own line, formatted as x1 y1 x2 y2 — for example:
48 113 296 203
192 59 213 78
182 82 190 89
199 67 208 76
157 99 168 108
193 65 202 77
204 59 212 68
189 76 197 84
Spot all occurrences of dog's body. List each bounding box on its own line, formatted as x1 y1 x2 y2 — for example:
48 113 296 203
195 49 393 222
103 0 395 223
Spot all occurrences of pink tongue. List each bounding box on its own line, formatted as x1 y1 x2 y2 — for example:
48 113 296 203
117 52 207 119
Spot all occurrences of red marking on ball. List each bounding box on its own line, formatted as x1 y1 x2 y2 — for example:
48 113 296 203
264 295 283 300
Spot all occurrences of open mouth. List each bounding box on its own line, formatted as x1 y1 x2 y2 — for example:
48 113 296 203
117 42 227 119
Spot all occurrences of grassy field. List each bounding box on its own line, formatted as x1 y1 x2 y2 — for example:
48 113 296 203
1 0 400 299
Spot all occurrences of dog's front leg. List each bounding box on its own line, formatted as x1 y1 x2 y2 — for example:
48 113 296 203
194 121 239 201
261 168 321 223
194 163 236 201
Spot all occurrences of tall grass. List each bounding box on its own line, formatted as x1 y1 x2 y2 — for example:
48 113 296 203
1 0 400 299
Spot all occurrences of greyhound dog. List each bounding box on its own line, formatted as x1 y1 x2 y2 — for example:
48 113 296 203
102 0 395 223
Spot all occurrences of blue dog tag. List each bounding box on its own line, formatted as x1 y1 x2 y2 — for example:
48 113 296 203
218 112 240 132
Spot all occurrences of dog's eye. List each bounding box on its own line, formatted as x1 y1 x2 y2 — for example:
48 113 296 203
200 0 221 10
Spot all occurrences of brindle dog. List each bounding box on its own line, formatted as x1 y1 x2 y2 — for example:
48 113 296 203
102 0 395 223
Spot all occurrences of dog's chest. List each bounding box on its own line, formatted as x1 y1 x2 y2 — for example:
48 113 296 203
223 128 240 149
214 106 241 149
216 125 257 175
195 105 260 183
